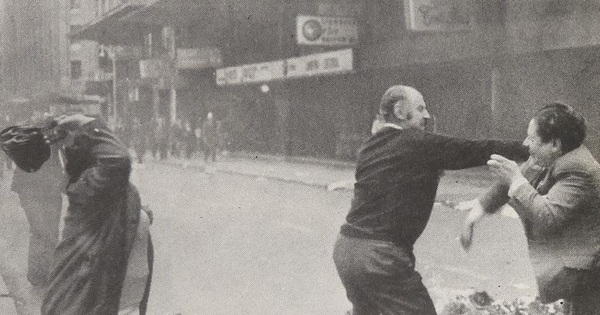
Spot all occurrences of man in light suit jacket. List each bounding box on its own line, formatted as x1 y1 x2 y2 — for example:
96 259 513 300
461 103 600 315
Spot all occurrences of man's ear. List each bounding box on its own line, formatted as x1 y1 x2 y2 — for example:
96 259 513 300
393 102 406 121
551 138 563 153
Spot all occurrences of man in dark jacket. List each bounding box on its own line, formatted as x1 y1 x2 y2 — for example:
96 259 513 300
333 85 529 315
461 103 600 315
41 114 148 315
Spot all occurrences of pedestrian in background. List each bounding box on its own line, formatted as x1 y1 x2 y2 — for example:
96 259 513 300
152 116 168 160
461 103 600 315
131 117 146 164
202 112 218 163
194 117 203 159
183 119 196 160
149 116 158 159
333 85 529 315
169 118 183 158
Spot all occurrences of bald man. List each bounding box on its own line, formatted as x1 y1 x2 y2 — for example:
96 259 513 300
333 85 529 315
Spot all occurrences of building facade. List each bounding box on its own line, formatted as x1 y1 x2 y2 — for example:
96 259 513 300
71 0 600 159
1 0 70 103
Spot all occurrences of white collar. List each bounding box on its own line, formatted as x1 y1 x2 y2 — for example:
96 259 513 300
381 123 403 130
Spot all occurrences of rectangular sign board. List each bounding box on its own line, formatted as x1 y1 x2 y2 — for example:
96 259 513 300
286 48 353 78
404 0 473 32
296 15 358 46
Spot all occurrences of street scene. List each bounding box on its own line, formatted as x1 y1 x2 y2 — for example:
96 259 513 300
2 155 539 314
1 0 600 315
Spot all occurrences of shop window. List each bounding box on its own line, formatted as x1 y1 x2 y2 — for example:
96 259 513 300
71 60 82 79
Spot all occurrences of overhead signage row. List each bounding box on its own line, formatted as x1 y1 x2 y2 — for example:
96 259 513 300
216 49 353 86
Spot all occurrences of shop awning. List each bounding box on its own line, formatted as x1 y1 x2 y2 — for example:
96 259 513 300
70 3 147 46
122 0 228 27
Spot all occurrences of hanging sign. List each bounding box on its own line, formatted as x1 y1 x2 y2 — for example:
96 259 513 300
286 48 353 78
216 49 353 85
177 47 222 69
296 15 358 46
404 0 473 32
216 60 285 86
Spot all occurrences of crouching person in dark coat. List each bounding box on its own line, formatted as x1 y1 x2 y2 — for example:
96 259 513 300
39 114 151 315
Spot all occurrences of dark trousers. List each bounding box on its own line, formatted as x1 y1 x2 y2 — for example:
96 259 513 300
565 292 600 315
564 273 600 315
19 193 62 286
134 145 146 164
152 141 168 160
333 234 437 315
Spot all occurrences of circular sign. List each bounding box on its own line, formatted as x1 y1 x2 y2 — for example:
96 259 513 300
302 19 324 41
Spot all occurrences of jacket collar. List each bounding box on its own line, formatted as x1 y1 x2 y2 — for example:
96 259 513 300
549 145 593 174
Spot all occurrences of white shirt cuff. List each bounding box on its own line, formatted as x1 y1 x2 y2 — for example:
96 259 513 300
508 177 529 198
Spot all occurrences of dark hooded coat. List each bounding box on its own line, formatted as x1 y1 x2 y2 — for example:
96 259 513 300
41 119 143 315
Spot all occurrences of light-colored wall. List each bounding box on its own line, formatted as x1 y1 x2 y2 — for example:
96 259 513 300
2 0 70 97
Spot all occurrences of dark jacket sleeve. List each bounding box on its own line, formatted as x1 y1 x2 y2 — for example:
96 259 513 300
419 132 529 170
67 119 131 209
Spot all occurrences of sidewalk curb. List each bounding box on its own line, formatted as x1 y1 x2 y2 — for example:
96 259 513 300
151 157 492 194
216 169 330 190
228 151 356 169
154 159 336 190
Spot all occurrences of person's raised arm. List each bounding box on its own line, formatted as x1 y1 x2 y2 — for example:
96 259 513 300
420 132 528 170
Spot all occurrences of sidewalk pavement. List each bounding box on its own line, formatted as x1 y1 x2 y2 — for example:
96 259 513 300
151 152 496 201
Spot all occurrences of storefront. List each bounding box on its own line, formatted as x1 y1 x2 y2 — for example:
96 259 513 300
70 0 600 160
216 48 358 157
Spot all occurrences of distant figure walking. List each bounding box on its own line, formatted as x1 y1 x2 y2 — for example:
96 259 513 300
131 117 146 164
202 112 218 162
152 116 168 160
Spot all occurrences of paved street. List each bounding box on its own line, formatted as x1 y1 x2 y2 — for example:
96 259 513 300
0 156 538 315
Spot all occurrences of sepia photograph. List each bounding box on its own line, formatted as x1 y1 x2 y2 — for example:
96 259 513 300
0 0 600 314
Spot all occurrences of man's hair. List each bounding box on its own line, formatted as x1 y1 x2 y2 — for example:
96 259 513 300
533 102 586 153
379 85 415 122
